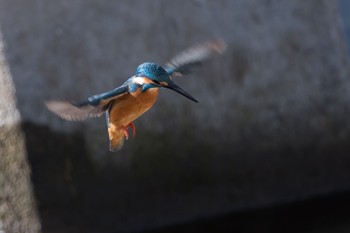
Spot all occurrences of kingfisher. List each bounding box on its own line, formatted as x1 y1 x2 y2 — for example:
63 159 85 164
46 39 226 151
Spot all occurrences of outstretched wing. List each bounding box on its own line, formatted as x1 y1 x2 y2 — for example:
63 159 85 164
45 84 129 121
45 100 107 121
164 38 227 77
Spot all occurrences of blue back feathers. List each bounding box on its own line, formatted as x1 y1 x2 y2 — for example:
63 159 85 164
136 62 171 83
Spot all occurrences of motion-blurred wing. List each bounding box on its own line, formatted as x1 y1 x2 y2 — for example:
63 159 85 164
45 84 129 121
164 38 227 76
45 100 108 121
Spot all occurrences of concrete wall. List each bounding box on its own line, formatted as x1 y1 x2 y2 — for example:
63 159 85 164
0 32 40 233
0 0 349 232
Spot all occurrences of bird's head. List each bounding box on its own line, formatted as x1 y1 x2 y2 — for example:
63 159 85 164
135 62 198 103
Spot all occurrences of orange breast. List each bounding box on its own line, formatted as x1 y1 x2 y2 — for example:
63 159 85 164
108 88 159 128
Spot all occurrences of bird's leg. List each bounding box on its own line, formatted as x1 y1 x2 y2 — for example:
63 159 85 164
123 122 136 140
123 127 129 140
128 122 136 138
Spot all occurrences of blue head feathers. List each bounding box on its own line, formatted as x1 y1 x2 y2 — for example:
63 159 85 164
135 62 170 83
135 62 198 103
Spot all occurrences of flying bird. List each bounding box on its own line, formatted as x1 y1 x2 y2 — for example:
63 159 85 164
46 39 226 151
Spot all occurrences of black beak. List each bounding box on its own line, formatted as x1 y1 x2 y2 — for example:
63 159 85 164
166 80 198 103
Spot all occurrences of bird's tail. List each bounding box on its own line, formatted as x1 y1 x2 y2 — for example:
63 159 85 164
108 125 125 151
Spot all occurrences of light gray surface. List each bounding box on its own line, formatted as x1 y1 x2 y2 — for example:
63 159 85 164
0 32 40 233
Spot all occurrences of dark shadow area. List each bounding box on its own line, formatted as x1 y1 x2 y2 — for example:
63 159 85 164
21 122 350 233
144 190 350 233
22 122 97 233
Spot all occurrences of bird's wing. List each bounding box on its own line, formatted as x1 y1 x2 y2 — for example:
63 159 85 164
164 38 227 77
45 84 129 121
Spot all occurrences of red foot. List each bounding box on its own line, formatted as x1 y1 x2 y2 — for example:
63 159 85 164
123 122 136 140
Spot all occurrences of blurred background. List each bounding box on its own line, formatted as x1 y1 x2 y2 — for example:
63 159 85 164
1 0 350 232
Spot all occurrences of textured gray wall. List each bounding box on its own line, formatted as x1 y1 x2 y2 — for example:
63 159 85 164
0 32 40 233
0 0 350 232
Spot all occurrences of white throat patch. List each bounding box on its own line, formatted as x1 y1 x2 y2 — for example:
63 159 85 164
133 77 147 85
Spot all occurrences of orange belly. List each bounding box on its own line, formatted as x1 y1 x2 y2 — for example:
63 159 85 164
107 88 159 150
108 88 159 127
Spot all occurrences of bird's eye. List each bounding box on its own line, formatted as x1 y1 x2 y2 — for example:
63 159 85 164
153 80 160 85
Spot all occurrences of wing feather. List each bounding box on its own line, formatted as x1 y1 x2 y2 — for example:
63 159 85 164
45 100 106 121
164 39 227 76
45 84 129 121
